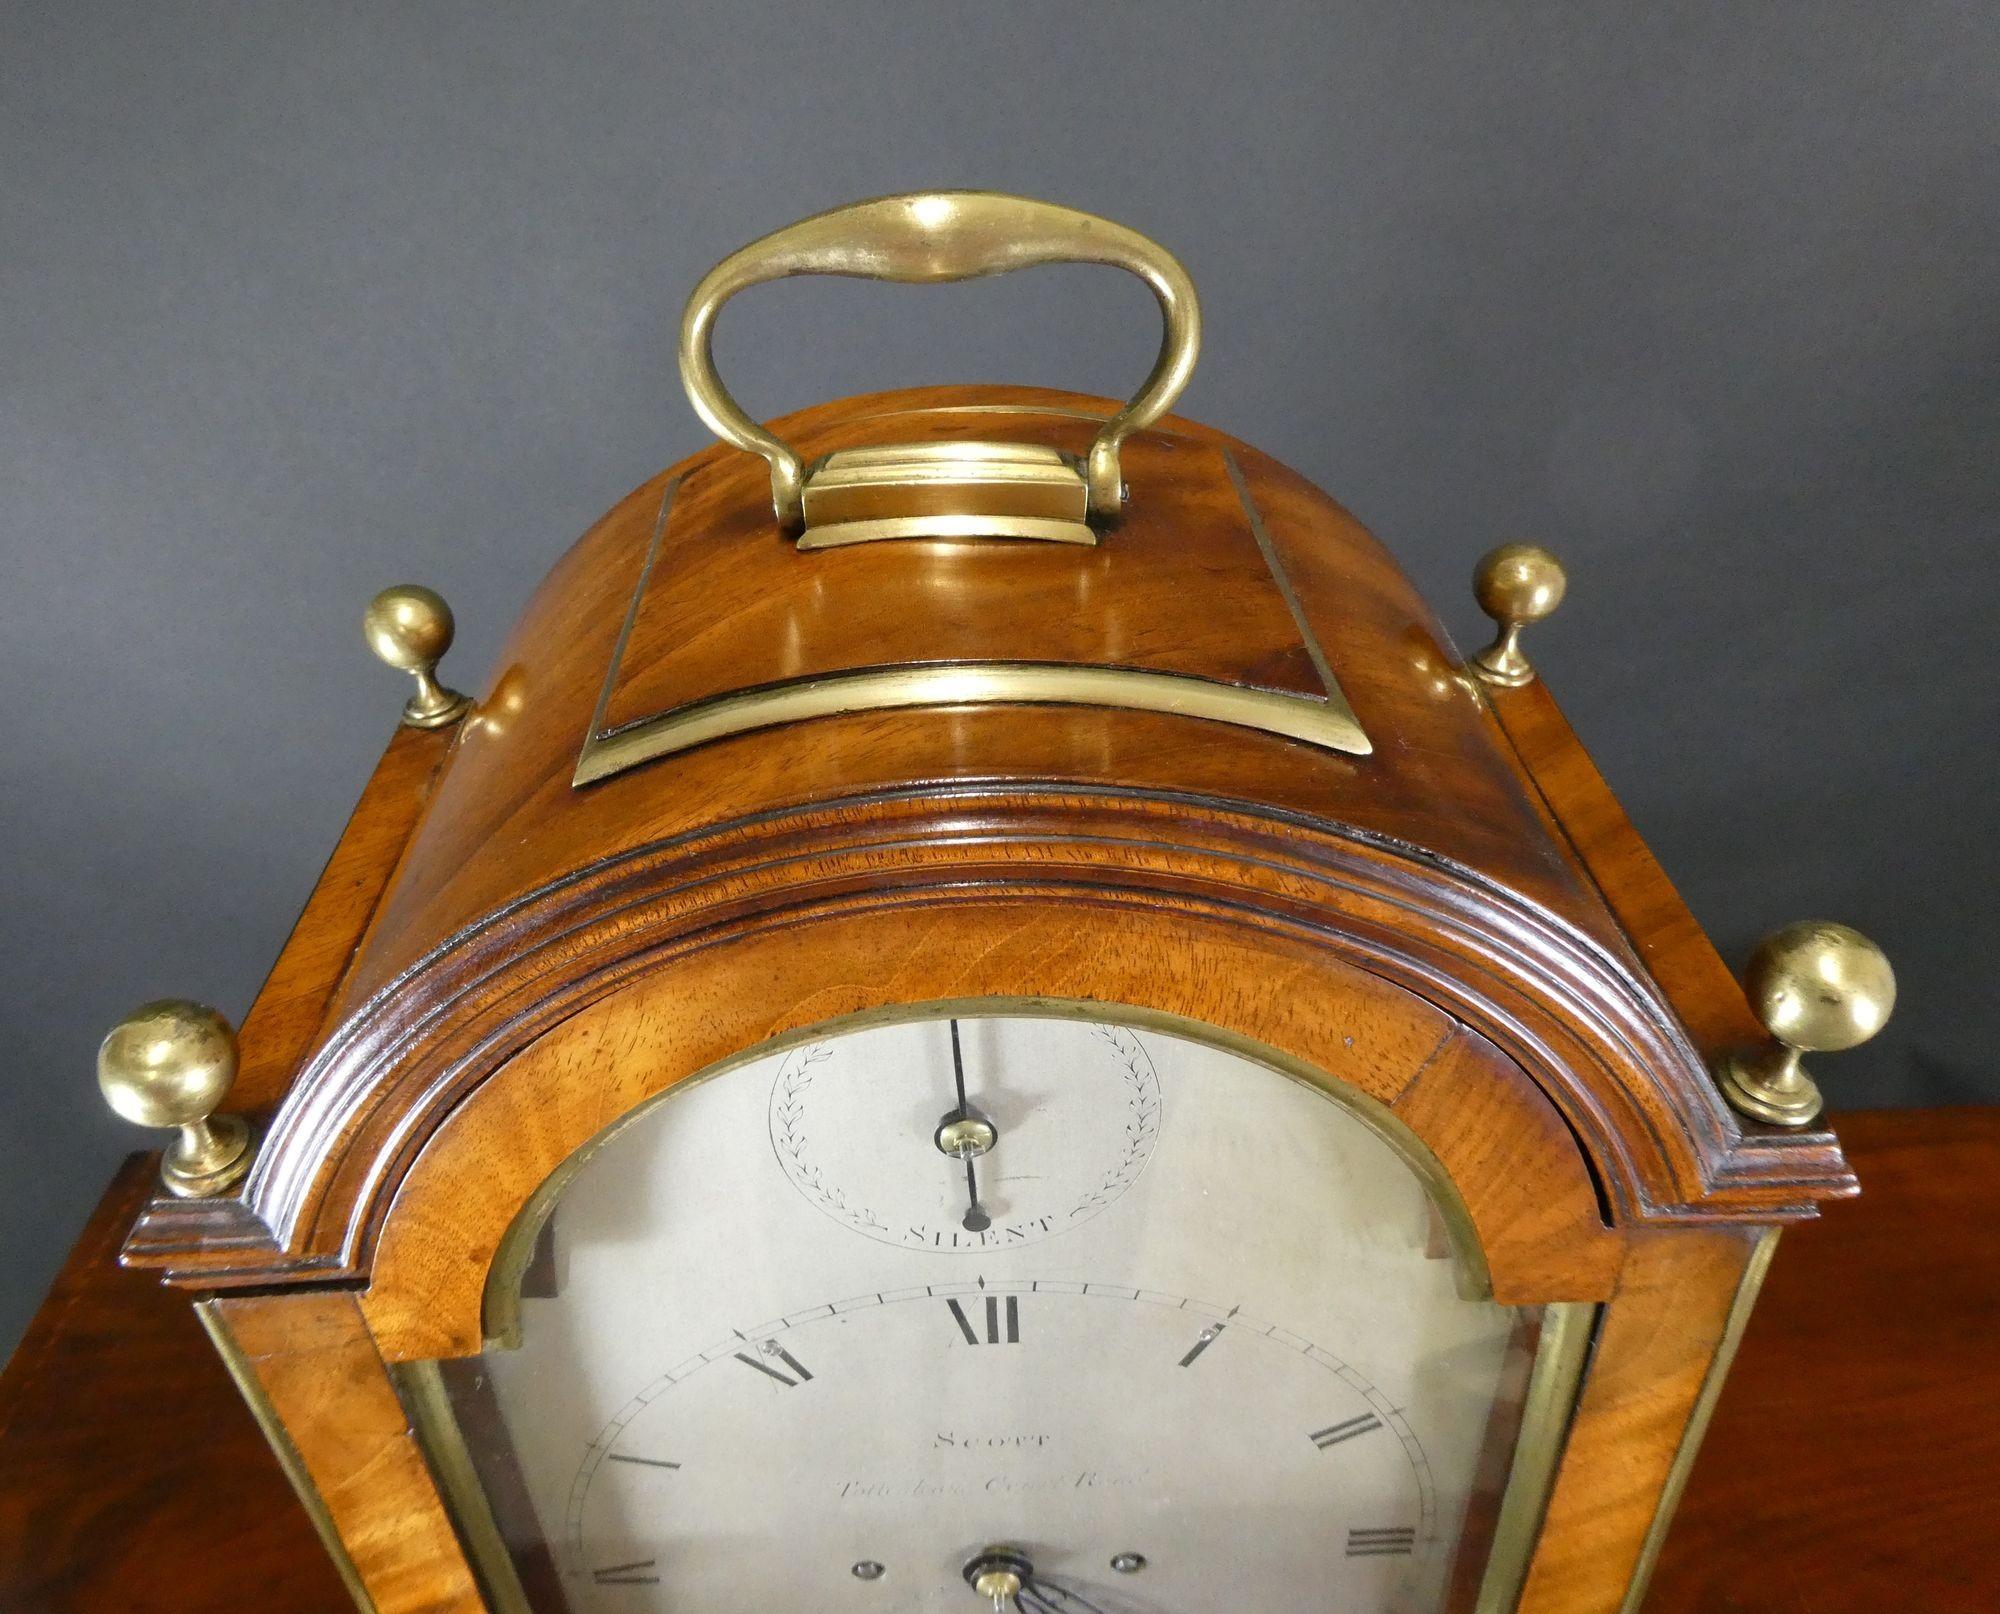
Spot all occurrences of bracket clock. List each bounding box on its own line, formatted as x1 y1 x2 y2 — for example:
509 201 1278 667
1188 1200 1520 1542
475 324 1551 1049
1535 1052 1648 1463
96 194 1894 1614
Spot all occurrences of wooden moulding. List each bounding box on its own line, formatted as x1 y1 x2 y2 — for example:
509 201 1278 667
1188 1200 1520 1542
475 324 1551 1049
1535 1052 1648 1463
182 887 1770 1614
353 905 1628 1363
122 389 1853 1292
122 786 1851 1294
280 388 1647 1006
230 723 463 1121
1477 675 1854 1211
1481 676 1769 1062
123 720 459 1279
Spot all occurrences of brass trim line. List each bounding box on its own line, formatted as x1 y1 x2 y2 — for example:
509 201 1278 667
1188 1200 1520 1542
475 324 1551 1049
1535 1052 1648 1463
584 473 683 749
195 1300 378 1614
1474 1300 1598 1614
1221 448 1347 705
575 661 1370 785
396 1359 537 1614
1616 1228 1782 1614
572 447 1371 785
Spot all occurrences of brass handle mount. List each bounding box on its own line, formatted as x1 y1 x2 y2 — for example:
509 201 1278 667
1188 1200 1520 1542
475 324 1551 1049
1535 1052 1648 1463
678 191 1202 538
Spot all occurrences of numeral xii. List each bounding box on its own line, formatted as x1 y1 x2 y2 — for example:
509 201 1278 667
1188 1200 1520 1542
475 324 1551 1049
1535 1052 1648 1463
947 1295 1020 1345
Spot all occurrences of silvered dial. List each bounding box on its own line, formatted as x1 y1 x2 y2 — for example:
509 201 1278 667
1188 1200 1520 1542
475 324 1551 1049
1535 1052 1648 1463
569 1280 1433 1612
470 1013 1533 1614
768 1019 1160 1251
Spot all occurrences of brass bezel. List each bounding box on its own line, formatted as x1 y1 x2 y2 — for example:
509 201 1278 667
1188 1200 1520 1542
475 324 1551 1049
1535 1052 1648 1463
1473 1299 1596 1614
395 1359 538 1614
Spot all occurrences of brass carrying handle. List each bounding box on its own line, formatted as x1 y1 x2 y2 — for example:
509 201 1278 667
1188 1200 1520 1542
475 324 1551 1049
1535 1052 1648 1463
678 191 1202 532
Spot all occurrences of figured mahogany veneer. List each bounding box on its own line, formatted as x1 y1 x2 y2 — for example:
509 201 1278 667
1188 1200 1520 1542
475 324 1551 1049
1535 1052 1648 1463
123 388 1846 1283
100 385 1857 1614
209 1290 481 1613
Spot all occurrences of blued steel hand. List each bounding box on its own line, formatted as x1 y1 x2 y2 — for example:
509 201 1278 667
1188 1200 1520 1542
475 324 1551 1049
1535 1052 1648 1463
949 1020 991 1232
1019 1579 1111 1614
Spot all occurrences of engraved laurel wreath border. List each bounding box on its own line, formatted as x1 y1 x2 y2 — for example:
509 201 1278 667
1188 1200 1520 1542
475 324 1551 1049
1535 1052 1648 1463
767 1021 1163 1246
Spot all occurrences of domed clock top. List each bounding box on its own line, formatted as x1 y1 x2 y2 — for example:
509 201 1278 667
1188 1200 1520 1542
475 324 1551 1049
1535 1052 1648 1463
95 193 1884 1614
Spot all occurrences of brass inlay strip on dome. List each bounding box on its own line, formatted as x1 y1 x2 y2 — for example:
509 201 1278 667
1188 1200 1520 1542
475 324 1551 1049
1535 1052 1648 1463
574 432 1370 787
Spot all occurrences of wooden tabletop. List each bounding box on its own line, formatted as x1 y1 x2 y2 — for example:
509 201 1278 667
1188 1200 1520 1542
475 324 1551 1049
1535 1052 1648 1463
2 1108 1994 1613
1645 1107 2000 1614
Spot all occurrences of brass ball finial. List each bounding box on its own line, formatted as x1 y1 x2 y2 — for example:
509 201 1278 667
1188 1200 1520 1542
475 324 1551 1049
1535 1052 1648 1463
1470 543 1567 687
364 584 471 728
97 1000 253 1197
1716 921 1896 1128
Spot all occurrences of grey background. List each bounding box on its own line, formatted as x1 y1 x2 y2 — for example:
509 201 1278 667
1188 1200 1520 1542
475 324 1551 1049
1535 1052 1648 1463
4 2 1994 1358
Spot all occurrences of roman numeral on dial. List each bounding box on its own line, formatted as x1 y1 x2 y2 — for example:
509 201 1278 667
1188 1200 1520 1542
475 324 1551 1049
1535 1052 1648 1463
947 1294 1020 1345
593 1558 661 1585
1346 1526 1416 1558
734 1345 813 1387
1309 1412 1383 1449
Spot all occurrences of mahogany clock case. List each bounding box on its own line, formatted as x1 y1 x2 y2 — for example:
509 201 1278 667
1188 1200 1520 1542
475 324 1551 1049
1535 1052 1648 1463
101 382 1857 1614
10 1109 1990 1614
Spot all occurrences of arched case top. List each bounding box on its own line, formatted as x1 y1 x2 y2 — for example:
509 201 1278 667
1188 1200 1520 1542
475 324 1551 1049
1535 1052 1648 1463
105 189 1871 1614
308 384 1633 1006
123 384 1853 1298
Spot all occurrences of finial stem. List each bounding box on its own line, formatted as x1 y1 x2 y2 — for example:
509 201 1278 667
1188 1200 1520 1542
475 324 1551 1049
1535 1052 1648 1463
1473 622 1532 686
403 665 470 728
1718 1044 1821 1127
